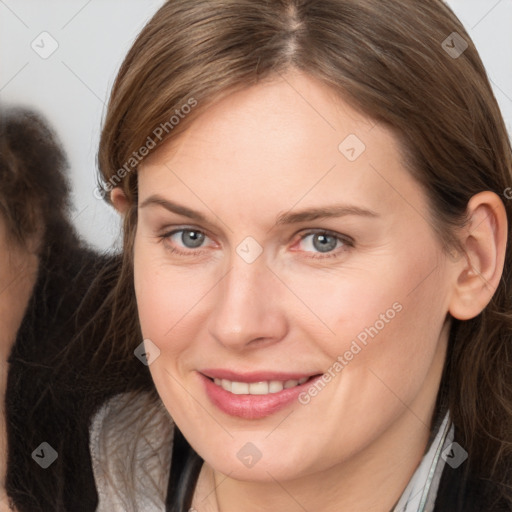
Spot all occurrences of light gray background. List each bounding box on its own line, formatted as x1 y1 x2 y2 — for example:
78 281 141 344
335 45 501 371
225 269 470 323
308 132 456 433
1 0 511 251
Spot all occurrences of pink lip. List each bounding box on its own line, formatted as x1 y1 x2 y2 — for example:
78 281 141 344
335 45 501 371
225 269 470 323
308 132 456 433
199 370 322 420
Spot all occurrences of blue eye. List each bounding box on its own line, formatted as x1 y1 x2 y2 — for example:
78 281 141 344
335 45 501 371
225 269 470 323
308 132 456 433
168 229 208 249
160 227 351 260
298 232 348 254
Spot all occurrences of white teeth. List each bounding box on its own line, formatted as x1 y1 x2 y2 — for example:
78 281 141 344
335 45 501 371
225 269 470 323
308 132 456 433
212 377 309 395
269 380 284 393
231 381 249 395
248 381 269 395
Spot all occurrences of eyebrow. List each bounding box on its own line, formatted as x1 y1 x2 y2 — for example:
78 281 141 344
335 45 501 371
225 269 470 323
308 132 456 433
276 205 379 224
139 195 379 225
139 195 208 223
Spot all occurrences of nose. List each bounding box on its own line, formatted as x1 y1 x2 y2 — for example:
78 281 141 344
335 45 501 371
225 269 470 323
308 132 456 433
207 256 289 351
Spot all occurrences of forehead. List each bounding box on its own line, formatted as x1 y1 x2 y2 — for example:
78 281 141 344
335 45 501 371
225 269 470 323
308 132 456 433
138 72 425 221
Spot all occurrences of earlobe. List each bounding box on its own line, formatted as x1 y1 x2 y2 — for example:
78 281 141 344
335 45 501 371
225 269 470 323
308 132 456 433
110 187 130 215
449 191 508 320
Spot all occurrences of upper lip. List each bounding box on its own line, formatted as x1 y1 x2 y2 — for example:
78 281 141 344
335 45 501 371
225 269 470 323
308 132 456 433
200 369 321 383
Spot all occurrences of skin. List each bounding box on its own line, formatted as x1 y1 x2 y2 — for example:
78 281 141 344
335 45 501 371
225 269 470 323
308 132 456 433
113 71 506 512
0 218 39 512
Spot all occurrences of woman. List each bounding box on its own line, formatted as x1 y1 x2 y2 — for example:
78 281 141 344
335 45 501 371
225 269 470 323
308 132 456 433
1 108 145 512
0 107 97 511
91 0 512 510
0 109 41 511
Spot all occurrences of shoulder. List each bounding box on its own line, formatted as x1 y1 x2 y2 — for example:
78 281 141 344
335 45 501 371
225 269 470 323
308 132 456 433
90 391 174 512
434 427 512 512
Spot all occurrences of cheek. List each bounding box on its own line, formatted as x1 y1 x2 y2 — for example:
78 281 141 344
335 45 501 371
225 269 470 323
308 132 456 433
289 242 448 391
134 240 211 343
133 242 214 421
279 252 449 466
334 257 448 419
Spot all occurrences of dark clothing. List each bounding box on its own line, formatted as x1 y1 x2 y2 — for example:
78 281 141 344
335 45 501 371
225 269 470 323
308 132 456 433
5 225 149 512
434 461 511 511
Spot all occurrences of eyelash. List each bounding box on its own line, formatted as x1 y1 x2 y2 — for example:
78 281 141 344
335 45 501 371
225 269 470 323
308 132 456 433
158 227 354 260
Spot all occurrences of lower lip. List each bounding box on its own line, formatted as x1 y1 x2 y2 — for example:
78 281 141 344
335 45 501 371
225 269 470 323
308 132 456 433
200 373 321 419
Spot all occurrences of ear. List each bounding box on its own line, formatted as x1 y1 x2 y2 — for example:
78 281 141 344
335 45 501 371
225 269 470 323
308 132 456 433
449 191 508 320
110 187 130 215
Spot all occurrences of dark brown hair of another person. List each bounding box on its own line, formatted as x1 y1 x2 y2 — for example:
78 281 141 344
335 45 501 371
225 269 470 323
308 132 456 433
2 107 151 511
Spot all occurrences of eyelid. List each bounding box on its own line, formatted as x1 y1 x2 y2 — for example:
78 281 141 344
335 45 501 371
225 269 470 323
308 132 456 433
160 225 213 240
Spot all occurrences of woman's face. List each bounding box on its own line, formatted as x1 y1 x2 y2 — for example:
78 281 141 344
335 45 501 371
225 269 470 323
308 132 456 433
134 72 457 481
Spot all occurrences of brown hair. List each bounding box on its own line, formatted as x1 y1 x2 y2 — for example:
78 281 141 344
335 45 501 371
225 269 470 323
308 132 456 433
0 107 73 249
98 0 512 503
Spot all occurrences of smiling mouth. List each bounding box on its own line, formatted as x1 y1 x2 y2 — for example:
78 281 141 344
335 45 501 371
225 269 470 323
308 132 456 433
207 375 320 395
200 372 324 419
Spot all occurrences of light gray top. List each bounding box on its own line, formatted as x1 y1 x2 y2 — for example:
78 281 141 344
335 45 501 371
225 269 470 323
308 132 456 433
90 392 173 512
90 392 453 512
